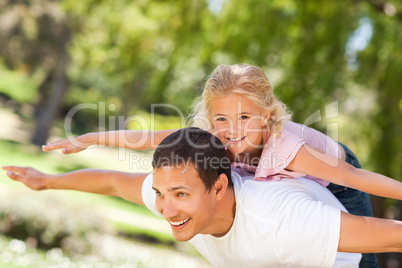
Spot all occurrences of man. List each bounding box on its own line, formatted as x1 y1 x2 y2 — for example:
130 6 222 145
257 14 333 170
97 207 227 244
3 128 402 267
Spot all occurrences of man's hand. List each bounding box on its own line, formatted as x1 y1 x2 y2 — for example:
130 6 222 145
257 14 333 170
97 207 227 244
2 166 51 190
3 165 148 205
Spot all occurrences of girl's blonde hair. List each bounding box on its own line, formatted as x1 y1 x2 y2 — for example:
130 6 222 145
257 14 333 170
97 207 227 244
190 63 292 137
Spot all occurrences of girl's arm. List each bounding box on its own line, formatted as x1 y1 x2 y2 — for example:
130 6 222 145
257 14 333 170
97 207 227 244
287 144 402 200
2 166 148 205
42 129 178 154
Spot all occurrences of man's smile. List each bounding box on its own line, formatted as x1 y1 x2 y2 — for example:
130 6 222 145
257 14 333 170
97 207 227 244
169 218 191 229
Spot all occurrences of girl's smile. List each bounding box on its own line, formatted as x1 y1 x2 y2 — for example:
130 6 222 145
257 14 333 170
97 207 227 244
210 93 270 161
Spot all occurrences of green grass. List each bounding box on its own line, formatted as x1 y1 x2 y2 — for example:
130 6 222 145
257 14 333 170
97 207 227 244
0 139 52 172
0 263 22 268
111 221 176 245
0 137 173 246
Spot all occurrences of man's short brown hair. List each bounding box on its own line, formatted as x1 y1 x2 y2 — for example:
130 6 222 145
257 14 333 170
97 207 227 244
152 127 232 191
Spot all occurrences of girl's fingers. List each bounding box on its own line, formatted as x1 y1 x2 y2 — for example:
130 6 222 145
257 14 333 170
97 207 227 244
42 140 86 153
62 148 74 154
62 147 84 154
42 140 67 151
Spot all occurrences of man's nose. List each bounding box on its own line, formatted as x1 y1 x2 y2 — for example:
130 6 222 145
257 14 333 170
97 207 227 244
162 198 178 219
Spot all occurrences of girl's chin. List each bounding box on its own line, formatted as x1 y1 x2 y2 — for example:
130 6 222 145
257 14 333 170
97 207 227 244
227 146 246 154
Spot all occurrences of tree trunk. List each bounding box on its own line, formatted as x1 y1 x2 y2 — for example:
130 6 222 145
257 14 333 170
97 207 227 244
31 33 70 146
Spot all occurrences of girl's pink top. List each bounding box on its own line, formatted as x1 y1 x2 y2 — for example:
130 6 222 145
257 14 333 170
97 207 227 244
231 121 343 187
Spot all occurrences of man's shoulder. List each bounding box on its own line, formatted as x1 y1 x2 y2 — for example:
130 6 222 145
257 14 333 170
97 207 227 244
231 171 291 209
231 173 332 214
232 171 315 197
230 170 253 184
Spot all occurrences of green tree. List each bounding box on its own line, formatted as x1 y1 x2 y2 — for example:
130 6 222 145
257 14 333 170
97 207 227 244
0 0 72 145
354 1 402 264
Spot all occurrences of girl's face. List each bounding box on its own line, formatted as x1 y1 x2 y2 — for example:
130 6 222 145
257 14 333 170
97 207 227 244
210 93 269 156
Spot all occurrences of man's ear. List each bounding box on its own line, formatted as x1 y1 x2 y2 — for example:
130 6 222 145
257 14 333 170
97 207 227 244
214 173 229 201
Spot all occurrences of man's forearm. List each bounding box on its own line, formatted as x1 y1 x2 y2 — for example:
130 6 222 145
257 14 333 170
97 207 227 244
339 211 402 253
51 169 147 205
50 169 121 194
3 166 147 205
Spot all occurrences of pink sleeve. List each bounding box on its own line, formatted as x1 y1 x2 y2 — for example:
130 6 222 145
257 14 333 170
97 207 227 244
254 129 306 180
254 124 330 187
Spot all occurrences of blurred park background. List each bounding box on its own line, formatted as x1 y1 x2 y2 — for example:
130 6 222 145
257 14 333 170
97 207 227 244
0 0 401 267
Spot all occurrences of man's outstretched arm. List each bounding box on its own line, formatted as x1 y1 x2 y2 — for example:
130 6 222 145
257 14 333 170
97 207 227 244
2 166 148 205
339 211 402 253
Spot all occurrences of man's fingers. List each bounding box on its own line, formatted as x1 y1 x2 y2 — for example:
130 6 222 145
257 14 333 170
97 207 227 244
5 170 22 181
2 165 15 171
2 165 11 171
6 170 16 178
2 165 28 174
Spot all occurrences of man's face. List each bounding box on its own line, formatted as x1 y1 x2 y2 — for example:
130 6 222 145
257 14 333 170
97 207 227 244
152 165 217 241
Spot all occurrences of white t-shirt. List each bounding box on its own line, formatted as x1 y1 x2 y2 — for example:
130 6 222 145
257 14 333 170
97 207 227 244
142 171 361 268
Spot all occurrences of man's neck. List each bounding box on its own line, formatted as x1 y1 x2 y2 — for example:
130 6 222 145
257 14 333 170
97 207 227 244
211 186 236 237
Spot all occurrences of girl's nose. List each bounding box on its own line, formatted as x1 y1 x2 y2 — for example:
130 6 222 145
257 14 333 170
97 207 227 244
229 120 242 135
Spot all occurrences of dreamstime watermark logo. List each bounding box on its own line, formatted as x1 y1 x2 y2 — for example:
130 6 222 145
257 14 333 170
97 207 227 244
62 100 342 170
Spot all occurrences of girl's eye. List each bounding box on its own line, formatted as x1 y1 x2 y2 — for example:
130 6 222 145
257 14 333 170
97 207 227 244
178 193 187 197
240 115 249 120
215 117 226 122
155 191 163 197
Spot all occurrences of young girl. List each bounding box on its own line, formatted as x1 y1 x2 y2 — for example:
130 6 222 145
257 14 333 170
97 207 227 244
44 64 399 267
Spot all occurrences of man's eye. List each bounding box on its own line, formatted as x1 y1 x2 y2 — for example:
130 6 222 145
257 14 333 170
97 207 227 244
240 115 249 120
155 192 163 197
178 193 187 197
215 117 226 121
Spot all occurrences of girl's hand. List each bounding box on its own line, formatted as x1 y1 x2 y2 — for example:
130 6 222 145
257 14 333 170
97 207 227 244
42 134 96 154
2 166 51 190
